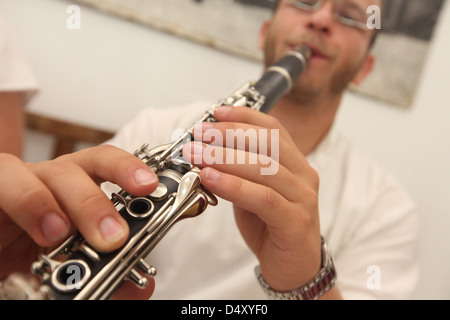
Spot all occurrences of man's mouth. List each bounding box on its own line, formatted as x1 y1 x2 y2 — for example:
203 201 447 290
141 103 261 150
305 43 329 60
289 43 330 61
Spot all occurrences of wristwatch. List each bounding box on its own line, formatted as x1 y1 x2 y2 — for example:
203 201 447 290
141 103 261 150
255 237 337 300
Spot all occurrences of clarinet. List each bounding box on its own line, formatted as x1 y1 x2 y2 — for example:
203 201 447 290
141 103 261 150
0 46 311 300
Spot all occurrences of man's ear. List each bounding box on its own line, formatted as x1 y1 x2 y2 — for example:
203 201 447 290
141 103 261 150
352 54 375 85
258 19 272 51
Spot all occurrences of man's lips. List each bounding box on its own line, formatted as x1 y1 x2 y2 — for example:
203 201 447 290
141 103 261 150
306 45 328 60
289 43 330 60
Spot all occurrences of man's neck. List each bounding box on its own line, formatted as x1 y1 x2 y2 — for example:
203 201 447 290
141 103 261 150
269 94 342 156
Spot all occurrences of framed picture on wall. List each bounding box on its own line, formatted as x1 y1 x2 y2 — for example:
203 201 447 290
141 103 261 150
354 0 446 107
68 0 446 107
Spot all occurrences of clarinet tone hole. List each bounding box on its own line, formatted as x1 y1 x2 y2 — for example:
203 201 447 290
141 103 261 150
51 260 91 293
127 197 155 219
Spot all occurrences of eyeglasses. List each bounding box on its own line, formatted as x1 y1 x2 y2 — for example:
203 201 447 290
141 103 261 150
285 0 369 31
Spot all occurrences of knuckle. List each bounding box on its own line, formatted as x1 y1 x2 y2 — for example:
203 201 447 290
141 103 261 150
268 116 282 129
300 209 315 228
10 183 52 213
260 187 278 209
0 152 17 162
51 158 79 170
43 159 81 179
229 122 241 133
258 153 273 166
56 144 119 162
94 144 119 154
96 145 140 168
77 191 109 214
235 178 246 196
297 187 320 226
308 165 320 190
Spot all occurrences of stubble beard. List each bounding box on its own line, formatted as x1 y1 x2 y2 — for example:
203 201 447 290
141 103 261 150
263 42 366 106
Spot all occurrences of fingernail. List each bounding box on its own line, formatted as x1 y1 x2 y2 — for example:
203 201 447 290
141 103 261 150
214 106 232 116
99 216 127 243
41 213 69 242
205 168 221 181
134 169 157 186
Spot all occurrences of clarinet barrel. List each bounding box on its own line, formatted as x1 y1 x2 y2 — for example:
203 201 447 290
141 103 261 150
253 45 312 114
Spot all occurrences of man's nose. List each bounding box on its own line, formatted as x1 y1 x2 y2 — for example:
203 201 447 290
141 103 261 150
304 2 335 35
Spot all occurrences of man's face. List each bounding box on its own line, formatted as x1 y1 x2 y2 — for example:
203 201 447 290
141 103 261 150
261 0 379 100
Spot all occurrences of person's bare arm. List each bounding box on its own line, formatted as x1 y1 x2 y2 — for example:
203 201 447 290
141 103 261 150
0 92 25 157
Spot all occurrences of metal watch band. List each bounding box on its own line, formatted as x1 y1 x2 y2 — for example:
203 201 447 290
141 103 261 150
255 237 337 300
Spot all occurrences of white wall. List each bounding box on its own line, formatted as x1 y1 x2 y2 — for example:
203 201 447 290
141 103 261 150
1 0 449 299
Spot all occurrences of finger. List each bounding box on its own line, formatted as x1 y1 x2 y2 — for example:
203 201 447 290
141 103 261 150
56 145 159 196
0 154 71 248
193 121 306 174
183 142 316 202
31 159 130 252
213 106 283 129
198 166 300 231
194 109 309 173
29 145 159 252
199 167 321 260
193 121 278 156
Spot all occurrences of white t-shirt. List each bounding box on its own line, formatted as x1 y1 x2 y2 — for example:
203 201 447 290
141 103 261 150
105 101 420 300
0 16 38 99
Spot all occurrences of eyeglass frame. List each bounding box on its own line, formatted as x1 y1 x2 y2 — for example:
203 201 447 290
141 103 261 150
284 0 370 31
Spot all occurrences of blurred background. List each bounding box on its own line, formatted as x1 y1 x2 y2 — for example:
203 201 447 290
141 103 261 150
0 0 449 299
